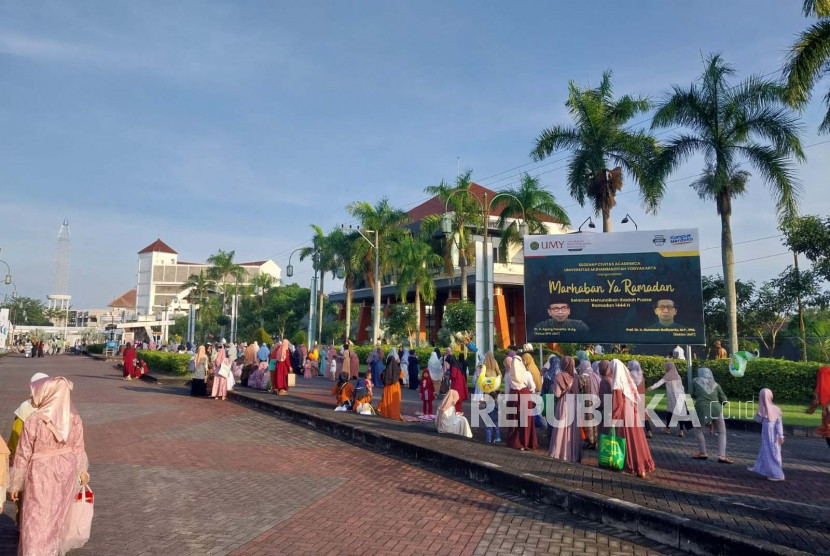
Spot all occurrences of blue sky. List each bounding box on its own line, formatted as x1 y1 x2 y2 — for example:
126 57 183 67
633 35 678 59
2 1 828 308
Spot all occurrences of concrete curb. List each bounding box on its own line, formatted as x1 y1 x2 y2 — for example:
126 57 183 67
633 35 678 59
229 390 809 556
141 372 191 386
652 408 816 438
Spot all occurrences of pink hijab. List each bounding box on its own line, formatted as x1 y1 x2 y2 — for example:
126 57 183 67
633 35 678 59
279 339 290 362
214 346 226 368
757 388 783 423
30 377 75 443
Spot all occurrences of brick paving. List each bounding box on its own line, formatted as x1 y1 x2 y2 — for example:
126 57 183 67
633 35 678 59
235 373 830 553
0 355 679 555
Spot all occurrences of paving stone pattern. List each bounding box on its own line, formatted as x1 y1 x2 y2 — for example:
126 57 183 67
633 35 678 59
0 355 678 555
237 374 830 554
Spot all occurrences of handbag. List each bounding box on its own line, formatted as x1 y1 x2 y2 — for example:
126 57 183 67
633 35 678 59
218 360 231 379
61 484 94 552
598 428 626 471
439 374 451 395
287 372 296 387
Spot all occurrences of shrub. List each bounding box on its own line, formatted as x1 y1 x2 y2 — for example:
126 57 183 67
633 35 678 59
137 350 192 376
85 343 104 354
252 327 273 346
291 331 307 347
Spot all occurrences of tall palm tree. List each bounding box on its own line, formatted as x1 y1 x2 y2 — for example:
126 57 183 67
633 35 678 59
250 273 275 327
328 228 360 342
421 170 482 300
394 235 442 347
784 0 830 132
207 249 243 340
181 270 215 324
531 71 663 232
300 225 336 344
496 173 571 261
652 53 805 355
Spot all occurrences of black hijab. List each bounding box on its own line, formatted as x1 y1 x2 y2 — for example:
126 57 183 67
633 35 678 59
382 354 401 385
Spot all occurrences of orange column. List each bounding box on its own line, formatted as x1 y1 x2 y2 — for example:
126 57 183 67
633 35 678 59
494 286 510 349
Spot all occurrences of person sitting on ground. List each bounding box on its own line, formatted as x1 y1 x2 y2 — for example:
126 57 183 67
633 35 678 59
352 370 373 414
436 390 472 438
332 372 354 410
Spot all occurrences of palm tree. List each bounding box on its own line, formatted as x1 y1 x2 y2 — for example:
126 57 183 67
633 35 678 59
496 173 571 261
300 225 335 344
784 0 830 132
181 270 215 324
394 235 442 347
531 71 663 232
652 53 805 355
207 250 243 318
250 273 275 327
421 170 482 300
328 228 360 342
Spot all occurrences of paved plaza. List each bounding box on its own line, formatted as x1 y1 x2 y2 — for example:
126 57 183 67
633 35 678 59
0 355 685 555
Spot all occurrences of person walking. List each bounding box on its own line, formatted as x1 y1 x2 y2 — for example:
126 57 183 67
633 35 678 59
427 349 444 395
548 356 582 462
807 366 830 449
627 360 653 438
191 346 208 396
606 360 656 479
647 361 691 437
748 388 785 481
122 342 136 381
9 376 90 555
691 367 732 463
504 352 537 451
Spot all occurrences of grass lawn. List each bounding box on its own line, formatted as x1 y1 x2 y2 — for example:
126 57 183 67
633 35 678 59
645 389 821 428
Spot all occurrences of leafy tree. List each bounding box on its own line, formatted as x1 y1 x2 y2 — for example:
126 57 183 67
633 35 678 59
784 0 830 132
531 70 663 232
442 300 476 342
701 275 756 348
1 296 50 325
421 170 482 300
328 228 361 342
496 173 570 261
252 327 273 346
748 280 794 356
385 304 416 344
180 270 215 325
653 54 805 355
781 215 830 281
300 225 336 345
207 249 243 339
394 235 442 347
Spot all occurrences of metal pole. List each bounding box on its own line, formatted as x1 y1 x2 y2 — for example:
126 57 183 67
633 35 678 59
686 344 693 392
307 274 316 349
373 230 381 346
482 192 489 355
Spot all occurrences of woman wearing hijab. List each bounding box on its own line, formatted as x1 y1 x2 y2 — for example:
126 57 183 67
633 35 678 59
122 342 136 381
481 352 502 443
378 353 402 420
332 372 354 409
370 347 385 391
349 348 360 381
578 360 600 449
607 359 656 478
548 356 582 462
211 343 229 400
807 366 830 449
691 367 732 463
627 360 653 438
191 345 208 396
400 348 410 388
436 390 473 438
542 355 561 401
427 349 444 395
445 354 470 413
9 377 90 555
748 388 785 481
228 342 238 364
317 344 327 378
522 351 543 395
504 353 538 451
341 344 352 378
407 350 420 390
647 361 690 437
272 338 292 395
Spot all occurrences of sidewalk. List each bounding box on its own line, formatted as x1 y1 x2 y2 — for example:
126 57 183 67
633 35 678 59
229 376 830 554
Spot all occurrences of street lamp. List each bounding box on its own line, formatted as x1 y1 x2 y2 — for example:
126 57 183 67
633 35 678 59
440 190 527 355
577 217 596 232
620 213 638 231
286 248 304 279
341 224 380 345
0 259 11 284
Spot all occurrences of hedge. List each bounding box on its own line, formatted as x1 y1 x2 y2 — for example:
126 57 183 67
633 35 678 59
137 350 192 376
85 343 104 354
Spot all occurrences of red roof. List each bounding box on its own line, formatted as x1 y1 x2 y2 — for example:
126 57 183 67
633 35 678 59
138 239 177 255
407 182 560 224
239 261 267 267
107 288 137 309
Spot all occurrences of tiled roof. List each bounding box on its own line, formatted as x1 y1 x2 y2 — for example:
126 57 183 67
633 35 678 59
138 239 178 255
239 261 267 266
107 288 137 308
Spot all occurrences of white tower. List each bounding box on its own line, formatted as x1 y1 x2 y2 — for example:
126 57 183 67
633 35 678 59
47 219 72 330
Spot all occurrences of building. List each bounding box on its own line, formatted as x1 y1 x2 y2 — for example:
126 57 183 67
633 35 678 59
135 239 282 317
329 183 569 347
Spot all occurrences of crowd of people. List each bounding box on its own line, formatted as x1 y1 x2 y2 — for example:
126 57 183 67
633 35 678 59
3 373 91 554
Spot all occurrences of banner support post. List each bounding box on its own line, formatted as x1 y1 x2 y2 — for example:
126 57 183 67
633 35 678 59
686 344 693 391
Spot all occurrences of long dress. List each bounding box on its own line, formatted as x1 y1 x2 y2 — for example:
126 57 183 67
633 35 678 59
274 359 290 392
378 381 402 420
191 359 207 396
407 355 420 390
449 366 470 413
436 406 473 438
548 379 582 462
750 417 785 480
123 347 135 378
611 390 656 475
506 387 538 450
10 412 88 556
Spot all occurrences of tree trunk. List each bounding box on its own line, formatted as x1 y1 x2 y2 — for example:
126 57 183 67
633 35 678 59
460 247 468 301
720 209 739 355
794 252 808 361
415 284 421 348
602 205 612 233
317 272 325 345
344 283 353 343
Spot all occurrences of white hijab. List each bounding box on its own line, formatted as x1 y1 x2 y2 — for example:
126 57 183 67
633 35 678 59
611 358 640 404
427 352 443 380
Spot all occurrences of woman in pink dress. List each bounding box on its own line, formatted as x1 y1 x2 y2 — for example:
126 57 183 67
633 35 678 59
9 376 90 555
548 356 582 462
211 344 228 400
608 359 655 478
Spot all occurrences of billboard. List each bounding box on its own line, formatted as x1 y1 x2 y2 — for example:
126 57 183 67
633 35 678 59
524 229 705 345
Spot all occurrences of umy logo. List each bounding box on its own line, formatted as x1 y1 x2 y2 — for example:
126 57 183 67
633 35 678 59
530 240 564 251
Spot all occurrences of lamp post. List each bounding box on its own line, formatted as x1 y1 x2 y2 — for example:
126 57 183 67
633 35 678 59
341 225 380 345
576 217 596 232
620 213 638 231
0 259 11 285
440 191 527 355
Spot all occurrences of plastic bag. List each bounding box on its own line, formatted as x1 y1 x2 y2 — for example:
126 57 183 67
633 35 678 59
598 429 626 470
62 485 94 552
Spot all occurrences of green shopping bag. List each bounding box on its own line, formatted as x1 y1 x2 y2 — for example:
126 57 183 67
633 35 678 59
598 428 626 470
